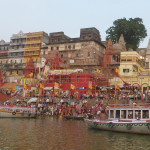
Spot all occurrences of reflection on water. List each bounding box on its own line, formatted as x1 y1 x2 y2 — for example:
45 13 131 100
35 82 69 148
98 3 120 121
0 118 150 150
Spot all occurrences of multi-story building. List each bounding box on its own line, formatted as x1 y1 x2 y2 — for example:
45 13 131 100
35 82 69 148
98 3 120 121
9 31 27 64
0 40 9 64
0 31 27 82
41 28 105 73
24 32 49 65
112 51 150 92
0 40 9 82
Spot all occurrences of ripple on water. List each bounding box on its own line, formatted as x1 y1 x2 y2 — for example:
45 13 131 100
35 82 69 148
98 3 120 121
1 118 150 150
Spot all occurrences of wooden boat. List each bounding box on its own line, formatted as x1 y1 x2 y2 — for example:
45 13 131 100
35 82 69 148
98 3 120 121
84 104 150 134
0 105 38 118
64 115 85 120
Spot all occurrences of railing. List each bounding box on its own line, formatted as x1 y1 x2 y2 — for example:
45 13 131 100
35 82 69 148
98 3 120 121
0 105 36 113
109 104 150 108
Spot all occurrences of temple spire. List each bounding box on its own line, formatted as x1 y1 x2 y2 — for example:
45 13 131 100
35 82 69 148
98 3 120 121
147 39 150 50
106 39 113 52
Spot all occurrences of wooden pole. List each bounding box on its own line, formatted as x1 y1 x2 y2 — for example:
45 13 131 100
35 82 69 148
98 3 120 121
114 77 116 104
59 72 61 97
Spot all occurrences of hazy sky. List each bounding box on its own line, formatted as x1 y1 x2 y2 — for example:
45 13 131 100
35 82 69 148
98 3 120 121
0 0 149 48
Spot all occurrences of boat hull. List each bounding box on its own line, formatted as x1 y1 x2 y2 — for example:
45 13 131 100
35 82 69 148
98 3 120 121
64 116 84 120
0 111 37 118
84 119 150 134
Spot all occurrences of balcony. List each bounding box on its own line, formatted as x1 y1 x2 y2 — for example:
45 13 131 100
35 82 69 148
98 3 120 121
24 52 40 56
24 47 41 51
25 40 42 44
0 63 26 70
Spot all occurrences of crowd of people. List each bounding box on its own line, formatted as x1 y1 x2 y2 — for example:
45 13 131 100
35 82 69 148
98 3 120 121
36 98 108 119
2 85 150 120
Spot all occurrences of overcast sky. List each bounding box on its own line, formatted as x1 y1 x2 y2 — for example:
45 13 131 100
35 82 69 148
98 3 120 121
0 0 149 48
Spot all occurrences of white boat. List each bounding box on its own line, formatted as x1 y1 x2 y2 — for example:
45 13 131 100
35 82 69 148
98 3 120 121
84 104 150 134
0 105 38 118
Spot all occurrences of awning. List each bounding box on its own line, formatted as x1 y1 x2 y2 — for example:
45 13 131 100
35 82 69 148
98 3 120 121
44 87 53 90
27 97 38 103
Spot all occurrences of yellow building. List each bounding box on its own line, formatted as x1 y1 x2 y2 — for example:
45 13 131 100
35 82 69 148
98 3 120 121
112 51 150 92
24 32 49 63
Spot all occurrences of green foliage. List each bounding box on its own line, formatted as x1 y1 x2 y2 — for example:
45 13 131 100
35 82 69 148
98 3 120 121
106 18 147 50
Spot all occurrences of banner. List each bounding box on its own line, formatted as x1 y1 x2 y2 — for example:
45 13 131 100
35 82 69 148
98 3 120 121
49 69 83 75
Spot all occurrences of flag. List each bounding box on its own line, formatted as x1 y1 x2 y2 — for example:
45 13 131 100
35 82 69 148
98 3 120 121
116 68 120 73
14 73 18 77
89 83 92 89
59 58 64 63
115 84 120 90
24 84 27 89
30 72 33 77
45 59 48 65
12 86 15 91
138 67 142 72
54 82 59 87
114 70 120 77
40 83 44 89
45 72 47 76
97 69 100 73
70 84 75 90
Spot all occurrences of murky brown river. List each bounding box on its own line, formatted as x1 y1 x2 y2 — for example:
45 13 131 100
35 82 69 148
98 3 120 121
0 117 150 150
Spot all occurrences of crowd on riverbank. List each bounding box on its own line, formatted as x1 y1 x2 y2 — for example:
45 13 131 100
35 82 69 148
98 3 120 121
1 85 150 119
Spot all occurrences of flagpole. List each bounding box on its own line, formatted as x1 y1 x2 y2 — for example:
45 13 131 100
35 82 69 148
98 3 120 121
114 77 116 105
95 76 97 98
59 72 61 97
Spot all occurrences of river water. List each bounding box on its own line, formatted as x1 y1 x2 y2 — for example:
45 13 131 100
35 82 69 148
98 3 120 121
0 118 150 150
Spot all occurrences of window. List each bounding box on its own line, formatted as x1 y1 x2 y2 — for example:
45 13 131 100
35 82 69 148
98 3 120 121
51 47 53 50
127 59 132 61
61 54 63 58
15 60 16 64
68 45 71 49
20 59 22 63
88 52 90 57
49 77 53 83
121 110 126 119
57 46 59 50
76 53 78 57
110 110 114 118
77 76 79 82
123 69 129 73
6 60 8 64
142 110 149 119
73 45 75 49
116 110 120 118
43 51 45 55
67 76 71 83
128 110 133 119
135 110 141 119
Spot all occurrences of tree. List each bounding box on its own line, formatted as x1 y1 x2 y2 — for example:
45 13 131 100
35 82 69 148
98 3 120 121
106 18 147 50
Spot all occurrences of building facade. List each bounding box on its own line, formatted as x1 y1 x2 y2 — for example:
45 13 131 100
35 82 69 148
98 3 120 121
24 32 49 64
41 28 105 73
111 51 150 92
